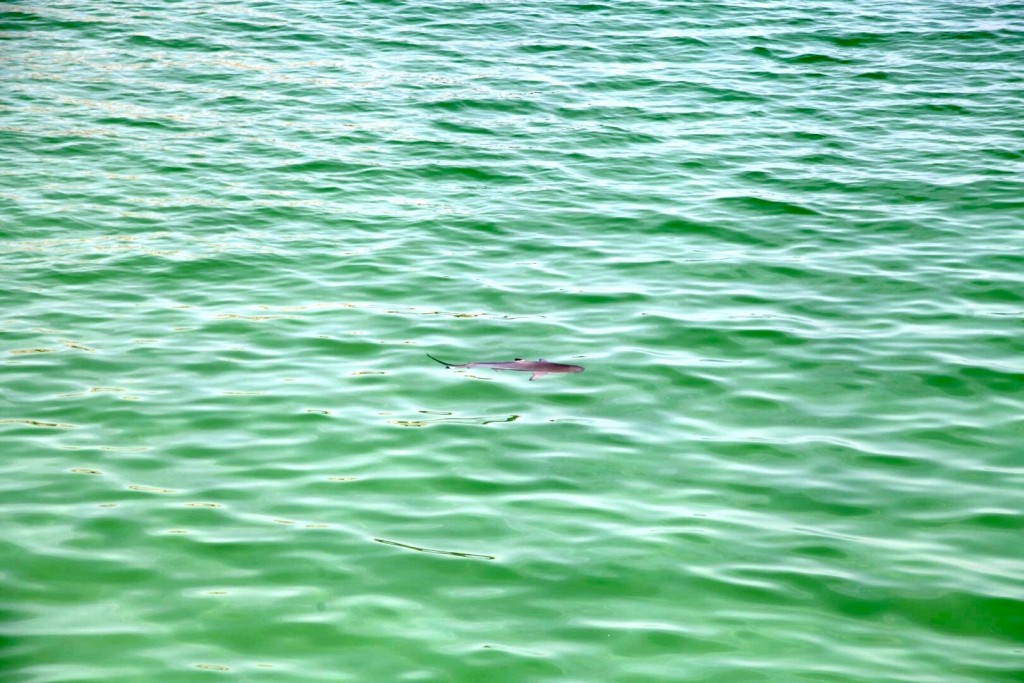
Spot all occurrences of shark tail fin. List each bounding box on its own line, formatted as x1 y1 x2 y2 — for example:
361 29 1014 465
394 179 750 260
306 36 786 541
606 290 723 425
426 353 453 368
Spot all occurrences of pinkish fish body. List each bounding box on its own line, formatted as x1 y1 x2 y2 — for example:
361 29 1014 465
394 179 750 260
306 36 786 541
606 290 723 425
427 354 584 381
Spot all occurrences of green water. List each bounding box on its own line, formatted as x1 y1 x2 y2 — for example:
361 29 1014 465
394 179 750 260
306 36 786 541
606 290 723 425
2 1 1023 681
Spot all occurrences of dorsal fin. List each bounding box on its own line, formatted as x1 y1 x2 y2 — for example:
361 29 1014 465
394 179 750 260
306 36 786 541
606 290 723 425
514 357 523 361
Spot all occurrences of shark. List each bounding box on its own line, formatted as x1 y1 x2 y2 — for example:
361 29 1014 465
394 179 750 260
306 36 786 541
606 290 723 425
426 354 584 381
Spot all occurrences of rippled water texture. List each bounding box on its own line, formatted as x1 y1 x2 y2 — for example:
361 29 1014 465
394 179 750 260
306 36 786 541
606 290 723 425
2 1 1023 681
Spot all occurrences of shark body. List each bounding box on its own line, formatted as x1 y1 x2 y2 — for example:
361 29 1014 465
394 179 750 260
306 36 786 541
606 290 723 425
426 354 584 381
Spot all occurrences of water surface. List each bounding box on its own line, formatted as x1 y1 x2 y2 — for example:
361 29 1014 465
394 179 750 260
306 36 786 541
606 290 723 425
2 1 1023 681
